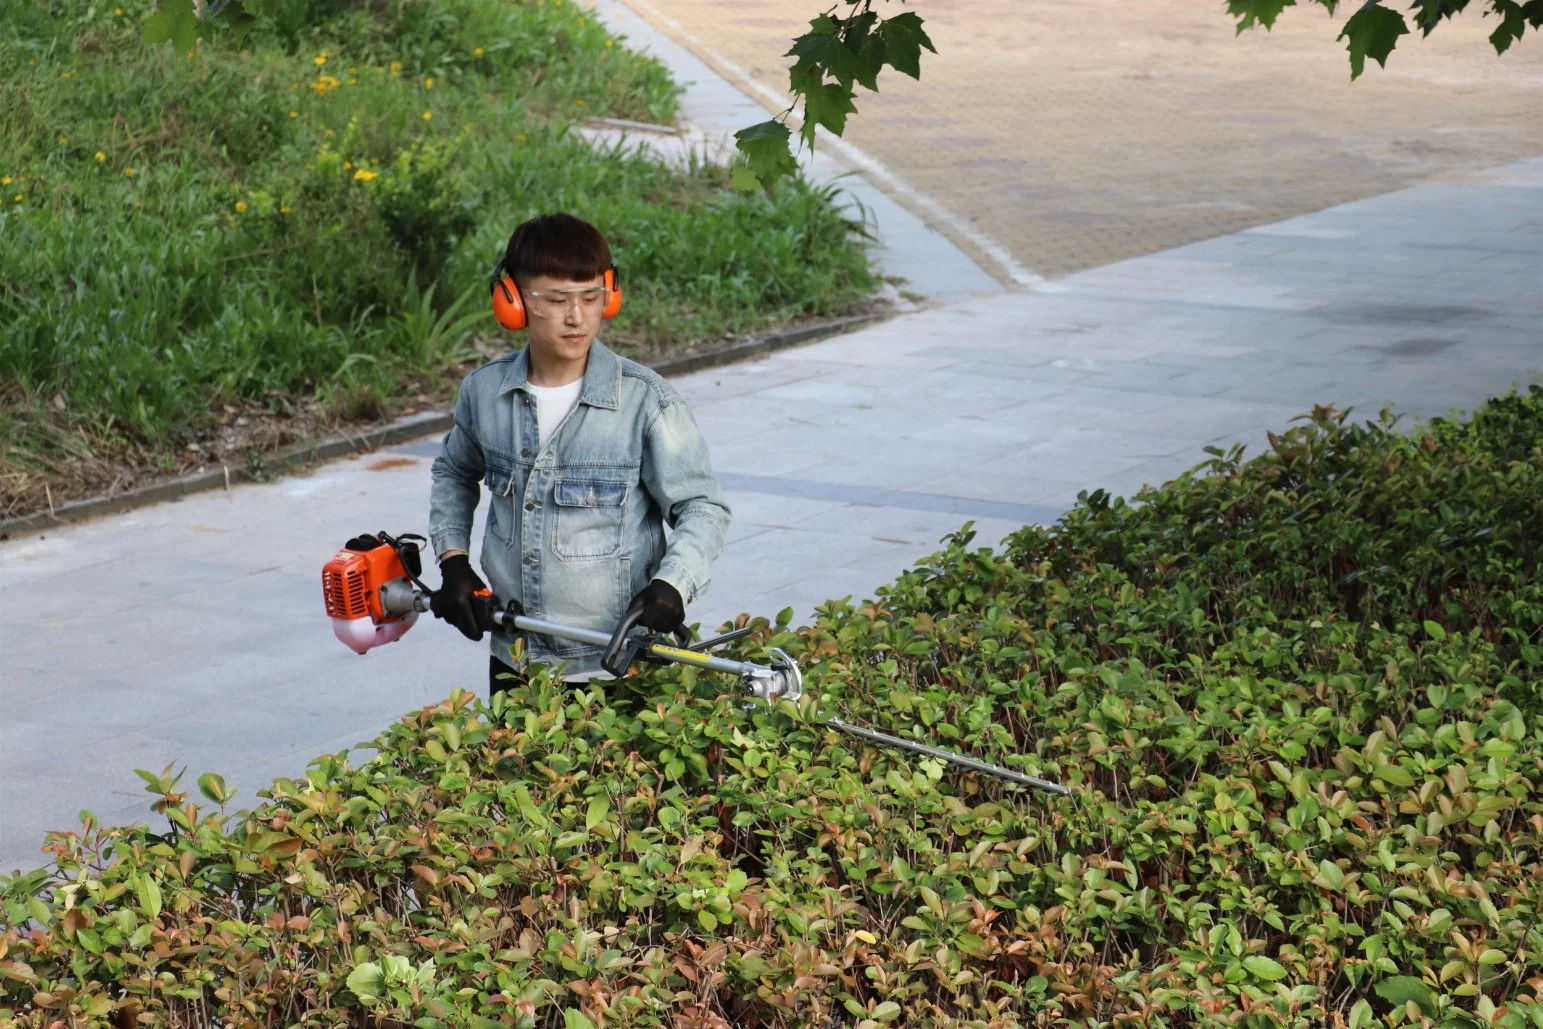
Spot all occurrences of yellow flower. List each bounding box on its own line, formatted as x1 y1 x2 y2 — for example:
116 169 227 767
235 200 248 212
575 98 585 106
347 78 357 85
473 47 484 58
422 111 432 121
314 53 328 66
1 177 9 186
12 194 20 203
352 169 378 182
289 111 298 118
424 77 435 89
280 206 292 213
124 167 134 177
95 152 106 162
114 6 123 13
343 161 353 170
58 136 69 145
604 38 613 47
514 133 525 142
390 61 402 74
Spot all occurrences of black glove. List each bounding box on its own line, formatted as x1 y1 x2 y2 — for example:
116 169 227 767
628 579 685 634
431 554 492 641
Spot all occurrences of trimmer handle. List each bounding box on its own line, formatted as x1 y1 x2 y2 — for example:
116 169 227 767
601 598 691 678
470 588 521 633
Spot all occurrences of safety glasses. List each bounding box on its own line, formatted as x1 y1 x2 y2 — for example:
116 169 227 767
523 286 610 318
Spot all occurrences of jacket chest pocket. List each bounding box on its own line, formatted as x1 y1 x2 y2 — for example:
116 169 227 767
482 454 519 544
552 478 628 560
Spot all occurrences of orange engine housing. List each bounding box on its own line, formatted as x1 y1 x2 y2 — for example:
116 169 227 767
322 542 410 625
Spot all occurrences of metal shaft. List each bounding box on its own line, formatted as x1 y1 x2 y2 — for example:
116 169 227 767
405 590 764 678
507 615 760 678
825 717 1071 796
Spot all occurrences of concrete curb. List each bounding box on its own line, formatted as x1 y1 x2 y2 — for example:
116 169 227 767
0 411 457 539
0 310 886 539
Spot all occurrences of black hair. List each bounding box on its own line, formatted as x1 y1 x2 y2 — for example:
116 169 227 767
501 212 613 286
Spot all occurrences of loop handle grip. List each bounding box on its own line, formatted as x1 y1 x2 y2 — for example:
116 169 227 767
601 598 690 677
601 601 648 678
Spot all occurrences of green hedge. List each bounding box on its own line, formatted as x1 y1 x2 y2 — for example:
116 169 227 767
0 0 877 449
2 391 1539 1027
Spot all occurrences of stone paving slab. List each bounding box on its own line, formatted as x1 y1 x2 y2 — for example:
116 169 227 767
3 159 1541 869
610 0 1543 280
584 0 1010 301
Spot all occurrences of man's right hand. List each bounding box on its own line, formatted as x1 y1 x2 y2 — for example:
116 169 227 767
431 553 493 641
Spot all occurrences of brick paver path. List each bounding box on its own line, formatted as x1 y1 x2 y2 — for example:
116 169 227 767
619 0 1543 279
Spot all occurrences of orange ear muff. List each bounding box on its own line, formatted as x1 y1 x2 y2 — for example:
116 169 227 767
491 275 527 331
602 266 623 320
493 268 620 328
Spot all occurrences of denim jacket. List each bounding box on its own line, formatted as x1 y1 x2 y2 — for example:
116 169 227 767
428 339 731 676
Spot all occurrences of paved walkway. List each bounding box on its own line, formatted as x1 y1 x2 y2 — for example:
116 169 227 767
611 0 1543 280
583 0 1014 301
2 157 1539 869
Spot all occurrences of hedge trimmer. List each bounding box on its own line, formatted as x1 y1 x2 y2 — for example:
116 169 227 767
322 531 1070 797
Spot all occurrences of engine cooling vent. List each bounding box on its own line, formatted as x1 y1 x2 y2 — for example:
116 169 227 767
322 566 370 620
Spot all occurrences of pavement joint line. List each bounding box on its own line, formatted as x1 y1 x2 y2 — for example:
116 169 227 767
716 472 1067 526
609 0 1044 290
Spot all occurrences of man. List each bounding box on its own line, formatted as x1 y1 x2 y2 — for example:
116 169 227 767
427 213 731 695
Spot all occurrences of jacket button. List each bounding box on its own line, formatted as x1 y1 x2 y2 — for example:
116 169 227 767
524 502 535 512
523 555 533 566
521 448 531 458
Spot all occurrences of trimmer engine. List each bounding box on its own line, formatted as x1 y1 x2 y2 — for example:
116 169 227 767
321 532 427 654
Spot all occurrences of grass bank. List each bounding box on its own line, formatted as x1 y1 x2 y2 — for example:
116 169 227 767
0 0 880 520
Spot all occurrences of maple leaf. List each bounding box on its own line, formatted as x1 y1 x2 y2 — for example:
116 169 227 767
800 81 857 144
1227 0 1297 32
141 0 201 52
879 12 936 80
734 120 797 190
1339 2 1410 78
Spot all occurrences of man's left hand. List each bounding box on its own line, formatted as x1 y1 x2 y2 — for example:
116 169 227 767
628 579 685 634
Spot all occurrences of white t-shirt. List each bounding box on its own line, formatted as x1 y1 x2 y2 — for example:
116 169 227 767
529 379 583 451
524 378 609 681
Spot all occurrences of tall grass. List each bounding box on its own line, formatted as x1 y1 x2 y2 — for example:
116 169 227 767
0 0 878 477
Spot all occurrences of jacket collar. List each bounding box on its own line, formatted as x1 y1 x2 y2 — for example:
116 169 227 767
497 338 620 410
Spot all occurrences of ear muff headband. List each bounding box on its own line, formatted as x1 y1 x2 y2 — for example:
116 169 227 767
489 264 623 331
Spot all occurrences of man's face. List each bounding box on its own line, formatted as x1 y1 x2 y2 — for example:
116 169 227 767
521 272 607 366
